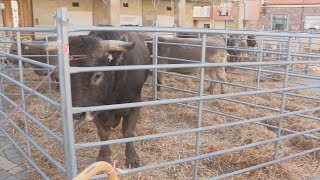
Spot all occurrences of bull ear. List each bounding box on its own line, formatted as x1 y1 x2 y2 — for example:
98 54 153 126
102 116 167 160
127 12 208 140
89 72 104 87
119 34 128 42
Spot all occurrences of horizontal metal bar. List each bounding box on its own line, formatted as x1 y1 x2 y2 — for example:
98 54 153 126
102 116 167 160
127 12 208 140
2 80 59 86
211 147 320 180
72 85 320 114
0 92 63 143
0 72 60 108
156 97 320 141
153 78 320 123
69 60 320 73
0 111 66 174
287 92 320 101
3 93 60 97
157 56 199 63
0 128 50 180
22 55 57 57
221 96 320 122
0 27 55 32
72 26 320 38
158 70 257 90
157 84 198 94
0 51 56 69
91 127 320 178
231 66 320 80
75 106 320 149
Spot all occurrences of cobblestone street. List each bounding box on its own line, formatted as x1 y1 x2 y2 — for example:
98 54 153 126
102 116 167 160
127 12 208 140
0 131 28 180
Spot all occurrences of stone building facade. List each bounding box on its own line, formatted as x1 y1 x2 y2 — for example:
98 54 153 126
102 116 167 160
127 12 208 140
260 0 320 31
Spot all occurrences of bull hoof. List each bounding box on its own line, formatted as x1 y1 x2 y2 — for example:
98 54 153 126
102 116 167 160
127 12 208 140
207 87 214 94
126 157 140 168
96 155 111 163
83 158 96 167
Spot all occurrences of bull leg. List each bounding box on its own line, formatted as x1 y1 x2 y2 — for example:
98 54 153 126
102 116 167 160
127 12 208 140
207 68 217 94
235 54 240 62
122 108 140 168
50 75 59 91
156 72 162 91
216 67 227 94
95 118 112 163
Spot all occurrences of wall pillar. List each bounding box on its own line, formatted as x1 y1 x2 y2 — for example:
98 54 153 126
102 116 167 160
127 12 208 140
107 0 120 26
237 0 245 29
174 0 186 27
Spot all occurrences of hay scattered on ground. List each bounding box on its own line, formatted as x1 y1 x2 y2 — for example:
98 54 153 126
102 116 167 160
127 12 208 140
1 65 319 180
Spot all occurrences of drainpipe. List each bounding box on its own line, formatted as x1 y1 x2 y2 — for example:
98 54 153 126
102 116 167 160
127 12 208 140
300 0 305 31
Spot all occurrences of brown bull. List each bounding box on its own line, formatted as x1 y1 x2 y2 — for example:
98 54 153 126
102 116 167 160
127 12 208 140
7 37 59 83
145 36 227 94
226 35 249 62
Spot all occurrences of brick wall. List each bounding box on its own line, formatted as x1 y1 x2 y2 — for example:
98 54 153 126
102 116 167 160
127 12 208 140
265 0 320 5
260 7 320 31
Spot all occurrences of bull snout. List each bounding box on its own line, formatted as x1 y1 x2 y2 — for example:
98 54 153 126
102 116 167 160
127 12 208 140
73 111 95 122
4 58 16 66
73 112 86 120
73 112 95 128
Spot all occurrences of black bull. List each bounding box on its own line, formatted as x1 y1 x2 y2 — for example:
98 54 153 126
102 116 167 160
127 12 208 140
9 32 151 167
71 32 150 167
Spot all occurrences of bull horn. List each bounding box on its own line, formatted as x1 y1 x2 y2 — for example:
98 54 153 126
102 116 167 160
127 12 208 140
21 42 58 51
100 40 135 51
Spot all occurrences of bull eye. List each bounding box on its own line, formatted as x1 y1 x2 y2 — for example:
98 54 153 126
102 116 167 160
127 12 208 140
94 72 102 79
90 72 104 87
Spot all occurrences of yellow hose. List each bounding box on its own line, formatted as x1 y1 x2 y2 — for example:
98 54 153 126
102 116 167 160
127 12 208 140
21 36 32 41
73 161 119 180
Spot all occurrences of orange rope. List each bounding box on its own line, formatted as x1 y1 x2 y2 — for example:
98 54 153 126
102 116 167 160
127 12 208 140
73 161 119 180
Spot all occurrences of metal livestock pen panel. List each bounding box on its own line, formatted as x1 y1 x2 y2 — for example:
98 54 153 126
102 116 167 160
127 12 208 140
0 8 319 179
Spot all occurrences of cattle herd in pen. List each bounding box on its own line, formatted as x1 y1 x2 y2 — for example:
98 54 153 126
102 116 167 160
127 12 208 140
6 28 257 168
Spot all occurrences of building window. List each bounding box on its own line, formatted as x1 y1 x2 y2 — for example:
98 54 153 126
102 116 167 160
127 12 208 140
193 6 211 18
72 2 79 7
123 3 129 7
167 7 172 11
305 16 320 30
204 24 210 28
218 3 230 16
272 15 288 30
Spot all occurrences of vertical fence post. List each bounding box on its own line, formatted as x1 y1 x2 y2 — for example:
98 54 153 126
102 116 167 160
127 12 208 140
291 37 298 72
16 31 31 156
305 37 312 74
45 34 52 96
152 22 158 101
55 8 77 179
0 62 4 119
193 34 206 179
274 37 292 160
253 35 264 118
278 43 282 62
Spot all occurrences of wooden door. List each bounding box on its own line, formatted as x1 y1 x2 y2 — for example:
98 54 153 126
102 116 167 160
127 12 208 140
3 0 13 27
17 0 33 27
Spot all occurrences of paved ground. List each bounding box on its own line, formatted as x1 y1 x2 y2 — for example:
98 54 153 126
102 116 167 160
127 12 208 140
0 131 28 180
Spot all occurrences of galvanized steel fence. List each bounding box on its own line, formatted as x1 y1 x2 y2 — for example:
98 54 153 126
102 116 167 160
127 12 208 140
0 8 319 179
